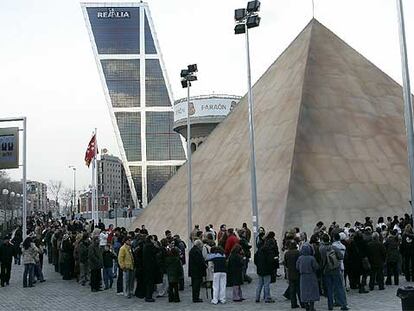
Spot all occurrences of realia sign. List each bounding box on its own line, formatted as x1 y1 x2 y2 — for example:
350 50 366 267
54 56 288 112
97 8 130 19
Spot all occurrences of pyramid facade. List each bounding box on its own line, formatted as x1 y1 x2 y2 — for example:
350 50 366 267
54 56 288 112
132 20 410 238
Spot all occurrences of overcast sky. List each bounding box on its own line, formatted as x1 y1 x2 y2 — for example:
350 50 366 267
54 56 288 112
1 0 413 193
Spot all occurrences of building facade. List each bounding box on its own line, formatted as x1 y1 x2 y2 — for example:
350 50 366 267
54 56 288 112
27 181 48 212
97 153 134 209
82 2 186 208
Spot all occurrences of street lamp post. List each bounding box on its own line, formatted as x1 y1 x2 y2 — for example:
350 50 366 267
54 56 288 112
396 0 414 218
180 64 198 248
69 166 77 216
234 1 261 247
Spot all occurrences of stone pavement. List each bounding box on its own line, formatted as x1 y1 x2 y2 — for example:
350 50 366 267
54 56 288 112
0 261 405 311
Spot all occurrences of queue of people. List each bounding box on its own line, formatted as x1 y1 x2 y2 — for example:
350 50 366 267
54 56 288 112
1 212 413 310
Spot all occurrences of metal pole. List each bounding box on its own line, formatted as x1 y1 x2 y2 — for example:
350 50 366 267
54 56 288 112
245 27 260 248
73 168 76 216
22 117 27 240
115 202 118 228
187 84 192 248
397 0 414 218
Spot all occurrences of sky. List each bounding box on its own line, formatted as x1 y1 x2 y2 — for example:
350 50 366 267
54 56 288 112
1 0 414 193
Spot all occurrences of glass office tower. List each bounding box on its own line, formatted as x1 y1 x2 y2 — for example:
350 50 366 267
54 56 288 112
81 3 186 208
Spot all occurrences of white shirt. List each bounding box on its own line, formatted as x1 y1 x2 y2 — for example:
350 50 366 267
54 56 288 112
99 231 108 247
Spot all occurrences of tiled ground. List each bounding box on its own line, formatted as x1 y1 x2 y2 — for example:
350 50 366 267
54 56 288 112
0 261 406 311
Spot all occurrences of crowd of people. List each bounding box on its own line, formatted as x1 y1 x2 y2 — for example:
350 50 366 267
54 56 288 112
0 212 413 310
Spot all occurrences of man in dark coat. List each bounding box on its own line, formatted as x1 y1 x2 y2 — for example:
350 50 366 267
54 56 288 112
188 239 206 303
284 241 302 308
0 235 15 286
367 232 386 290
143 235 158 302
88 236 103 292
385 230 400 286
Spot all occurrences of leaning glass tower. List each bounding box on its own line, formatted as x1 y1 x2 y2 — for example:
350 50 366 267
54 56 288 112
81 2 186 208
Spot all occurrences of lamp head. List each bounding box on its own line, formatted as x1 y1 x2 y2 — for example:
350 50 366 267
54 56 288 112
247 0 261 13
187 64 198 73
234 8 246 21
234 23 246 34
246 15 261 29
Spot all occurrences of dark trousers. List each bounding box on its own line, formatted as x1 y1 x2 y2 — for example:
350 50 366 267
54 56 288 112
404 253 414 282
191 277 202 301
90 268 102 291
135 272 145 298
386 262 399 285
289 279 301 307
1 262 12 286
23 263 35 287
117 266 123 293
47 245 53 264
145 280 155 300
103 267 113 289
369 266 384 290
168 282 180 302
323 273 347 309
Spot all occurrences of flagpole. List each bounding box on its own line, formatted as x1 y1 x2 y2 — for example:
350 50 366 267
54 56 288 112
93 128 98 225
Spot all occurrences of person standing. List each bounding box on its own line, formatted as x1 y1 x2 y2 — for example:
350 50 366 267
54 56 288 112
143 235 158 302
367 232 386 290
189 239 206 303
284 241 302 309
88 236 103 292
242 223 252 243
165 246 183 302
0 235 15 286
102 245 116 290
208 246 227 304
319 234 349 311
21 237 38 288
254 239 276 303
401 224 414 282
118 237 134 297
227 244 244 302
78 233 90 286
385 230 400 286
296 243 320 311
224 228 240 257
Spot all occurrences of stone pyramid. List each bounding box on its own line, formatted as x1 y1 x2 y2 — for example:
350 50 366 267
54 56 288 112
131 19 410 238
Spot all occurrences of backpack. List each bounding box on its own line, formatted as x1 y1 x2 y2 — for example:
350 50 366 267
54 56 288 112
326 248 340 270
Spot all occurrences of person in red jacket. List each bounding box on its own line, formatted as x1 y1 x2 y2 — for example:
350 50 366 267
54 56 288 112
224 229 240 257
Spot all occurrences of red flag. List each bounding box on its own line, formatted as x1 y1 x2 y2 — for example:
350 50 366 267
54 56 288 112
84 134 98 167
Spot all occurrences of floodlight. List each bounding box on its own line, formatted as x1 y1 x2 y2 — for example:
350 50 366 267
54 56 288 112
235 8 246 21
247 0 260 13
234 23 246 34
187 75 197 82
181 79 189 88
246 15 261 29
188 64 198 73
180 69 189 78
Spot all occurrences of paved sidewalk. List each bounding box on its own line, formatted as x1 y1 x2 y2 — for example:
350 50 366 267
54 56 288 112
0 261 404 311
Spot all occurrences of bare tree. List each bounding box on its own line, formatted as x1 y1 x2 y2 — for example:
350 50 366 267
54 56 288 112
48 180 62 204
61 187 73 213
